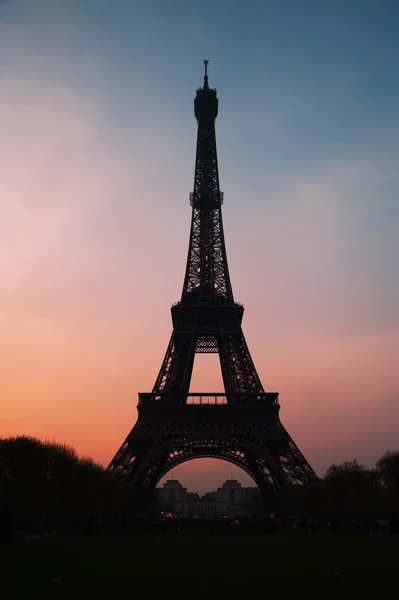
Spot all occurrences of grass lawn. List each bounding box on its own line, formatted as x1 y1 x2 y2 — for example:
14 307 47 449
1 530 398 599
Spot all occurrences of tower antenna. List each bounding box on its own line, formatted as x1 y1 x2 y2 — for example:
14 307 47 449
203 59 209 87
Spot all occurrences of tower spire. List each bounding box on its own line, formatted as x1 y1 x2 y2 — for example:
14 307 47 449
203 59 209 89
185 59 229 303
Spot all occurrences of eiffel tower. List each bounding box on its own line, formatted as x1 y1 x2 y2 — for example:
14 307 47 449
107 62 316 508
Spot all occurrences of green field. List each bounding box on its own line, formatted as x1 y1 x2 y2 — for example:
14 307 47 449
1 531 398 599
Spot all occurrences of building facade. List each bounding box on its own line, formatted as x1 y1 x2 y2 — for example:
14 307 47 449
155 480 187 504
155 479 263 517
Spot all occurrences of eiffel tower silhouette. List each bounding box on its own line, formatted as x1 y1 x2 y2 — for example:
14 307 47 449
107 62 316 508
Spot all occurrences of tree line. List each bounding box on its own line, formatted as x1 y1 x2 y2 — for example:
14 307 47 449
0 436 132 536
1 436 398 537
276 452 399 524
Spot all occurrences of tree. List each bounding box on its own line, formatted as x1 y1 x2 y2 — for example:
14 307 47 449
375 451 399 518
376 451 399 493
323 460 382 520
276 460 385 521
0 436 133 533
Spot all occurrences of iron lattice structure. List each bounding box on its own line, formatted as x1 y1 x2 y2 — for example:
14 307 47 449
107 63 316 507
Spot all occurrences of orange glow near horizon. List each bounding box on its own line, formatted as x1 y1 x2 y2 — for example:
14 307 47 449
1 13 399 495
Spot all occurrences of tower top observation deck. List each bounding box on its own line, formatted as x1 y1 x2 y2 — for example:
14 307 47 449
195 60 218 121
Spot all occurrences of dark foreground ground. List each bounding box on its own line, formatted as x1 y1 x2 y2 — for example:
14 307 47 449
1 530 398 599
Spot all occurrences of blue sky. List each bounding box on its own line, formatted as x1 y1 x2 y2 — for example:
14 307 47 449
3 1 399 170
1 0 398 492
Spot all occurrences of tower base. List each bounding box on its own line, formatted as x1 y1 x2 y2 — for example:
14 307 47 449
108 393 316 509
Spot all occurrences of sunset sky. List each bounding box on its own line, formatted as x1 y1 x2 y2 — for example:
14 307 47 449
1 0 398 494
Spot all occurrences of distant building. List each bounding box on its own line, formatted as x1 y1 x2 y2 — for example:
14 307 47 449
217 479 261 505
217 479 245 503
185 492 200 501
155 478 263 517
175 499 230 518
155 480 187 504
